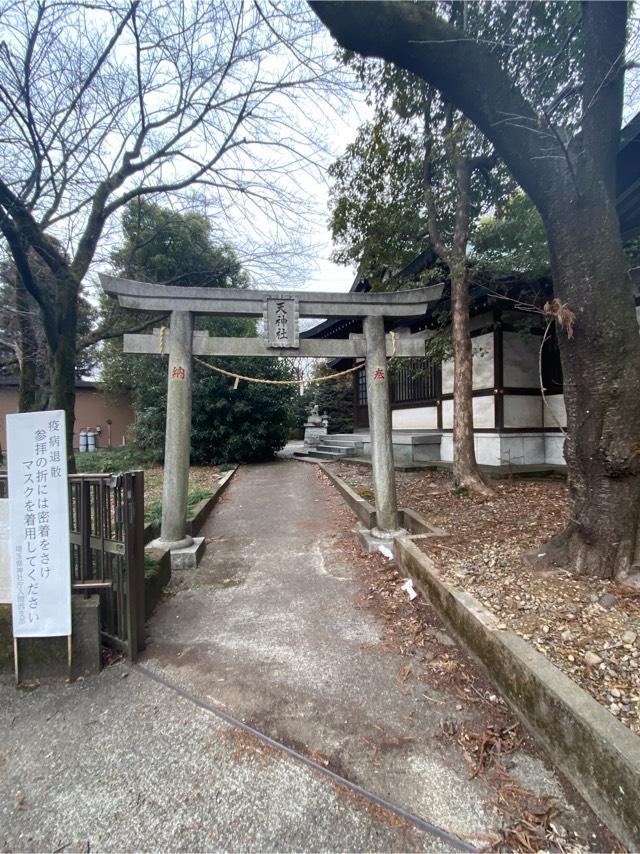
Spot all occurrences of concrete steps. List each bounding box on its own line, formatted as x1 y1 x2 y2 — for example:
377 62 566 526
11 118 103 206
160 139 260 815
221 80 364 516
315 444 350 456
294 435 366 462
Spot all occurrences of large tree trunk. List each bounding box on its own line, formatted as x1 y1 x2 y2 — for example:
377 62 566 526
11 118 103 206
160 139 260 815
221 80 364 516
450 261 492 496
47 273 79 473
309 0 637 579
50 333 77 473
539 186 640 580
15 275 38 412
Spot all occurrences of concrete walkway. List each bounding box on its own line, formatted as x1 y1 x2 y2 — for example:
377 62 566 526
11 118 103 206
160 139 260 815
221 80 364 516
1 460 608 852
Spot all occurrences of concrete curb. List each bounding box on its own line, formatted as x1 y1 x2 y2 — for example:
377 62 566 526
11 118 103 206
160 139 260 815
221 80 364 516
318 463 443 537
320 466 640 847
394 535 640 850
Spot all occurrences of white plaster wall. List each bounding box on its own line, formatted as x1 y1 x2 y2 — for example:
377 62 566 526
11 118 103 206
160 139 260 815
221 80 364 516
503 332 541 387
392 406 438 429
441 329 495 395
498 435 525 465
503 395 543 428
441 359 454 395
440 431 563 466
523 435 546 464
545 433 566 465
440 433 453 461
472 333 494 389
474 435 502 466
499 434 546 465
543 394 567 429
442 395 494 429
473 395 495 428
442 399 453 429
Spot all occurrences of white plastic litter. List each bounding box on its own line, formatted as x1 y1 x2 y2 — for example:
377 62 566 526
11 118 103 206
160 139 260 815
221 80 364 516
377 544 394 560
401 579 418 601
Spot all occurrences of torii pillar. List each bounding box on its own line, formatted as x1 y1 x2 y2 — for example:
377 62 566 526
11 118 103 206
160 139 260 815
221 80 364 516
150 310 194 551
364 315 400 535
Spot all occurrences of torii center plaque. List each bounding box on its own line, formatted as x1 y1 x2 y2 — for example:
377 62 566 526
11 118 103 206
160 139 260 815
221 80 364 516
266 297 299 348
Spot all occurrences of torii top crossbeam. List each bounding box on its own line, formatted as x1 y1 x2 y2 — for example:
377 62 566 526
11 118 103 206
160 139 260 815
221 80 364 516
99 275 443 319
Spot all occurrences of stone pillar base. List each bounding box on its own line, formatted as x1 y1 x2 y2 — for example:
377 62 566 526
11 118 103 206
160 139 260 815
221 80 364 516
170 536 206 570
371 526 406 540
303 425 327 446
356 526 407 556
149 534 194 552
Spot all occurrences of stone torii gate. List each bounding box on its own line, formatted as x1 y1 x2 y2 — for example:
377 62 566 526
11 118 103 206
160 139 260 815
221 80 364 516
99 276 443 555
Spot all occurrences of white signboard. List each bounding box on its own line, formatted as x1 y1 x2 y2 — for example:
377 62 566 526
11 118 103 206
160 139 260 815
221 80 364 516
6 411 71 637
0 499 10 604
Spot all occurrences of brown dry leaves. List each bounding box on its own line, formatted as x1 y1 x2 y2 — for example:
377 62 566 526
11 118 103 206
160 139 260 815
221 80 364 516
334 463 640 737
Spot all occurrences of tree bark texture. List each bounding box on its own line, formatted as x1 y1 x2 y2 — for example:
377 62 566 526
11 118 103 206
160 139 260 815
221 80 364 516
545 187 640 579
15 275 38 412
49 273 79 472
310 0 640 578
450 262 490 495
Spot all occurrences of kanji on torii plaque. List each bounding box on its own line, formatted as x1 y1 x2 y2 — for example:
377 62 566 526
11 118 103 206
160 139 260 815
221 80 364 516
266 297 298 348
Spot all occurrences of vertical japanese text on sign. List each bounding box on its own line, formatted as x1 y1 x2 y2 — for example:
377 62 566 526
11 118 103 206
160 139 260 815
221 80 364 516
7 411 71 637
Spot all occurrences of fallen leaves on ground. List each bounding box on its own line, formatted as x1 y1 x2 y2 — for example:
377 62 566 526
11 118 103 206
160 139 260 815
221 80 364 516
333 463 640 737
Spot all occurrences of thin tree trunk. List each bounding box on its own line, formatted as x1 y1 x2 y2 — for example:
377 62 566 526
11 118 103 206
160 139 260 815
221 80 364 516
451 260 492 496
422 103 491 497
448 152 492 497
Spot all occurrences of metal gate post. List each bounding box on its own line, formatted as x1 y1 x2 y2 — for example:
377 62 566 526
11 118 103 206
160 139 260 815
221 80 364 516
133 471 146 653
123 472 144 660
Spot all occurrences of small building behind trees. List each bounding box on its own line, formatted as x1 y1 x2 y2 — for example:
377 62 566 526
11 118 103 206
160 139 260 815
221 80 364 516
0 377 134 451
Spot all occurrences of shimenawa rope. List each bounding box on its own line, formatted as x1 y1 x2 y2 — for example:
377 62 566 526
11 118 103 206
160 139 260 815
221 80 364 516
158 327 397 388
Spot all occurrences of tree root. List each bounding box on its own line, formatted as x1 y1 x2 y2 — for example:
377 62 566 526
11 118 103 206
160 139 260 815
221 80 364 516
523 529 570 571
525 524 639 581
453 470 495 499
